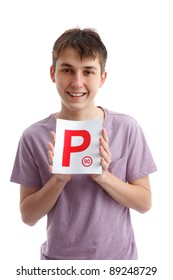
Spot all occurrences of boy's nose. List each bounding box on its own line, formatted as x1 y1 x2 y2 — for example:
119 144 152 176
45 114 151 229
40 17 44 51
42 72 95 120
70 73 84 88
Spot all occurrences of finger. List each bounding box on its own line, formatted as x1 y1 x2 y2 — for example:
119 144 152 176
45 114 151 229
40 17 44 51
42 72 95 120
100 137 112 159
100 157 109 170
49 164 53 173
47 131 56 173
50 131 56 145
99 146 112 165
102 128 108 142
100 129 112 157
48 150 54 165
47 141 54 153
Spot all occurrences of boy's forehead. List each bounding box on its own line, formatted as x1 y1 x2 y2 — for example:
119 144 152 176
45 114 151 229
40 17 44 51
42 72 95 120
56 47 100 66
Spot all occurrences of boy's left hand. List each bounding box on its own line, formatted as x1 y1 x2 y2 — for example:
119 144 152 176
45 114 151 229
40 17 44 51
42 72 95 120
91 128 112 180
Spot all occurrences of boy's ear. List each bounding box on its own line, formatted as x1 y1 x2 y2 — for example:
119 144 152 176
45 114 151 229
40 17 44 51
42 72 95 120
99 71 107 88
50 66 55 83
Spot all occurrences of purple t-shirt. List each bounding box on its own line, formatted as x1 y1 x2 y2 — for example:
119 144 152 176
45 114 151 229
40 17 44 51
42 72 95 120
10 108 157 259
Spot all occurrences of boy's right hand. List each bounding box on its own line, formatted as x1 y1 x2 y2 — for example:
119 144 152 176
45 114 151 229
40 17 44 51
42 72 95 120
47 131 72 183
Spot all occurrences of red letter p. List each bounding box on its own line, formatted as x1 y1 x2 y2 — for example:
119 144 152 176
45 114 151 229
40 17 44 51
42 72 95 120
62 130 91 166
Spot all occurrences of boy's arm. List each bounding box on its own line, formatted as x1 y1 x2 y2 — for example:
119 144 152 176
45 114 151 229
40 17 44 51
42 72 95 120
20 174 71 226
20 131 71 226
92 173 151 213
91 128 152 213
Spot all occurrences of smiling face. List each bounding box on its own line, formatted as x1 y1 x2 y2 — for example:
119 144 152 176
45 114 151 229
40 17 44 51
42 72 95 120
50 48 107 119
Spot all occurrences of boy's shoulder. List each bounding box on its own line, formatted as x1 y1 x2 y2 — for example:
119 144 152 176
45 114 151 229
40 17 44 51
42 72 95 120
104 108 138 127
22 114 55 139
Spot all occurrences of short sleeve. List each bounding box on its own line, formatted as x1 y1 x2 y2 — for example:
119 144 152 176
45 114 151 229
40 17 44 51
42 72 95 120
126 122 157 182
10 132 42 187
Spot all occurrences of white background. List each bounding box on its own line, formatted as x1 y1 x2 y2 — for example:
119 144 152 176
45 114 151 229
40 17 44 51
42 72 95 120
0 0 172 278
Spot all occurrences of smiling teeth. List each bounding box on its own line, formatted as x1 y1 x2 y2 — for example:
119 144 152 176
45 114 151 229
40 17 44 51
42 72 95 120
69 92 84 97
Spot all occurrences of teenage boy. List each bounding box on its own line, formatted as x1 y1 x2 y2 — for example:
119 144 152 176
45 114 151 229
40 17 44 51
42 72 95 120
11 28 157 260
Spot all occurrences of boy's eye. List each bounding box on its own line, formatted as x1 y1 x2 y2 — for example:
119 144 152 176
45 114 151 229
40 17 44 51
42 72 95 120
65 69 70 72
62 68 72 73
60 69 94 75
84 70 93 75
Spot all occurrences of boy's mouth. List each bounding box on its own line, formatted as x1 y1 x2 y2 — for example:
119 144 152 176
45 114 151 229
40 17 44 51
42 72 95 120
67 91 87 97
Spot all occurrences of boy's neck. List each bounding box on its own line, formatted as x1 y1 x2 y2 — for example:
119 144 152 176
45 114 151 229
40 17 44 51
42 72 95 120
54 106 104 121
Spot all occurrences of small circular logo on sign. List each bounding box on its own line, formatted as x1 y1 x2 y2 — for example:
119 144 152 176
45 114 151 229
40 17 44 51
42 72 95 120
82 156 93 167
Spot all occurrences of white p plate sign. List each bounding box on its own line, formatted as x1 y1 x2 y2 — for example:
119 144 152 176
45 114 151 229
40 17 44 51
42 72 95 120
52 118 102 174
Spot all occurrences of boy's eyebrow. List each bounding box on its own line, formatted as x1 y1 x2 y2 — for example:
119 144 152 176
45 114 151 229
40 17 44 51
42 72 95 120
60 63 73 68
60 63 98 70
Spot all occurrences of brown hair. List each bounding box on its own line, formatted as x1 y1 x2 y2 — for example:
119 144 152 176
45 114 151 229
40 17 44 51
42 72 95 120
52 28 107 74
